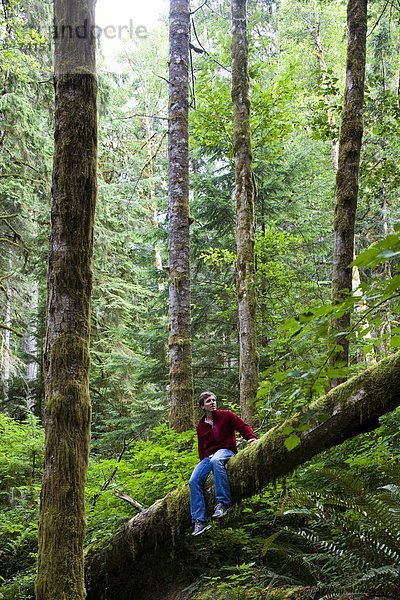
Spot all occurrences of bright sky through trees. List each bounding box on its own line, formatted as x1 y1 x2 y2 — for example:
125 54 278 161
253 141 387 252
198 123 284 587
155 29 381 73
96 0 167 60
97 0 167 28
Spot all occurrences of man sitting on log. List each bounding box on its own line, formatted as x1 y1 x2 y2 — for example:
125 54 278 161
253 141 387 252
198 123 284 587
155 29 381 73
189 391 257 536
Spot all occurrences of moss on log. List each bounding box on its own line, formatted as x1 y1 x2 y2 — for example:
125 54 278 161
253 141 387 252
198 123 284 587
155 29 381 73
85 351 400 599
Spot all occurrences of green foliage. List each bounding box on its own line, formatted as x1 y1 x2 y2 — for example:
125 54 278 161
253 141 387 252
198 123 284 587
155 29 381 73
0 413 42 599
352 227 400 269
3 0 400 597
191 563 263 600
0 0 53 415
257 227 400 426
279 469 400 598
87 424 198 543
0 0 49 85
0 417 198 594
0 413 43 495
90 32 170 449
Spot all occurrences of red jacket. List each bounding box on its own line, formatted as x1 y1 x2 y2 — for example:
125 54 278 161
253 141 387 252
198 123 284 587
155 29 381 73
196 409 256 461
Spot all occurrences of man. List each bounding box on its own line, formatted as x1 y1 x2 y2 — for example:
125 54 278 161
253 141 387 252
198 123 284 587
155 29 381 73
189 391 257 536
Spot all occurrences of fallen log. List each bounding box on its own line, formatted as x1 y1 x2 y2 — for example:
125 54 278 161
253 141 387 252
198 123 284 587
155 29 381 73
85 351 400 599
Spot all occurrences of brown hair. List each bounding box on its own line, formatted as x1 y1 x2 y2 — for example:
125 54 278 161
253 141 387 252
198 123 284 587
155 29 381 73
198 391 216 409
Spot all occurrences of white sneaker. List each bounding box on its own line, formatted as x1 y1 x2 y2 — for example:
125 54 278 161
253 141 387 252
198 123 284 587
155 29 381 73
192 520 212 536
212 502 232 519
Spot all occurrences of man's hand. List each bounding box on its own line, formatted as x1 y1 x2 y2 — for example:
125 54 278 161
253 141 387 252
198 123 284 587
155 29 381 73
247 438 256 444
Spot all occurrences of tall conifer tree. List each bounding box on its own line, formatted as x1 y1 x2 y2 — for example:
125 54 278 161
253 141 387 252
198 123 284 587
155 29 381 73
329 0 367 386
36 0 97 597
168 0 194 431
231 0 258 424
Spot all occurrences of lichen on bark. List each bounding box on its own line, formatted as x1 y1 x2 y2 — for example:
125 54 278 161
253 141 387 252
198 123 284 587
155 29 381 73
168 0 194 432
231 0 258 425
36 1 97 598
329 0 368 386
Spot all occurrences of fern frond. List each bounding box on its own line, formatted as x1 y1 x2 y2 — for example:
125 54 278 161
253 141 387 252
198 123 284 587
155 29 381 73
354 563 400 585
315 468 366 497
380 483 400 499
295 528 370 570
279 466 400 598
342 564 400 599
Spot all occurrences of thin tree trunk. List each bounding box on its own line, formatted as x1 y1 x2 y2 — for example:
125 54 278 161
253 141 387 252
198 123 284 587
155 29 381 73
329 0 367 387
378 187 392 355
23 282 39 412
168 0 194 432
231 0 258 425
85 350 400 600
1 280 12 408
35 1 97 598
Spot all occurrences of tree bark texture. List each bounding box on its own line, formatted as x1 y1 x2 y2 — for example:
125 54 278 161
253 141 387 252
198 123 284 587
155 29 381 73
1 280 12 407
168 0 194 432
36 1 97 598
85 350 400 600
329 0 367 386
231 0 258 425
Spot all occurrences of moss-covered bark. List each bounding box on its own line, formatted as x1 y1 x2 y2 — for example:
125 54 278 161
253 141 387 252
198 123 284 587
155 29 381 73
330 0 367 385
168 0 194 432
231 0 258 425
85 351 400 599
36 1 97 598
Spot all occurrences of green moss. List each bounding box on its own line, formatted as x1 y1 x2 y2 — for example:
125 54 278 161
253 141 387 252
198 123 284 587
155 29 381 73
49 334 90 378
168 335 192 348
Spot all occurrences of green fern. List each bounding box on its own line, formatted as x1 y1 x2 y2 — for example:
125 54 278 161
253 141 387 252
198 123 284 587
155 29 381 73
280 468 400 598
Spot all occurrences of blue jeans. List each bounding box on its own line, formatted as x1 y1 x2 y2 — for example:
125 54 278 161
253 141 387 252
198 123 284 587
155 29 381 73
189 448 235 522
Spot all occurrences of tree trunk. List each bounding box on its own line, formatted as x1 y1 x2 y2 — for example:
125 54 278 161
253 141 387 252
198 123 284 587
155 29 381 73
378 186 392 356
313 6 372 364
24 282 39 412
168 0 194 432
85 350 400 600
231 0 258 425
35 1 97 598
329 0 367 387
1 279 12 408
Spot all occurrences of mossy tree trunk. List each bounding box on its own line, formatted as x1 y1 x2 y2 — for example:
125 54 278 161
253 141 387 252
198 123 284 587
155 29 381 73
36 1 97 598
168 0 194 432
85 351 400 599
329 0 367 387
231 0 258 425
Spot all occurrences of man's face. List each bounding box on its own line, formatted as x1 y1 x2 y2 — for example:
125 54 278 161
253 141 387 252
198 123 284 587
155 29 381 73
202 395 217 412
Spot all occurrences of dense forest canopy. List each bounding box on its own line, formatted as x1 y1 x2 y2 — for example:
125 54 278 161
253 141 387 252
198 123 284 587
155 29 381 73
1 0 400 598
